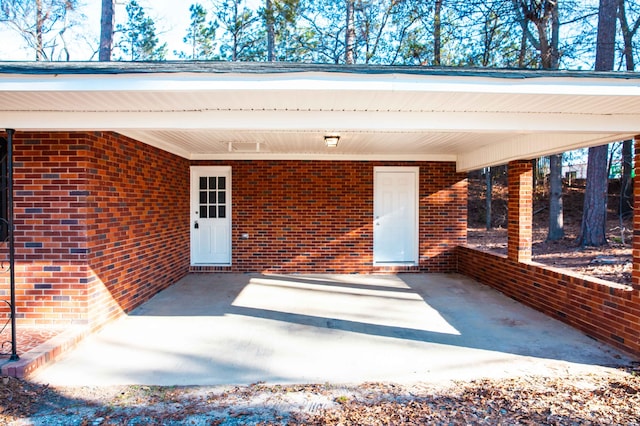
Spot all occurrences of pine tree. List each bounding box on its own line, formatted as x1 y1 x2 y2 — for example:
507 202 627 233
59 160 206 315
578 0 618 247
179 3 217 60
116 0 167 61
215 0 261 61
260 0 300 61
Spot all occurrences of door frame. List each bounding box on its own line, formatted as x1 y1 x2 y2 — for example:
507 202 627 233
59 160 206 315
373 166 420 265
190 165 232 266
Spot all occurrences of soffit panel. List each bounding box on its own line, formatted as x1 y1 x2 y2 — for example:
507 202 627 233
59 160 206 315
118 129 510 158
0 91 640 115
3 89 640 115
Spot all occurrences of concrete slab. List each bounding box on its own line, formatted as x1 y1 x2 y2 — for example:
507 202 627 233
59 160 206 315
31 273 631 386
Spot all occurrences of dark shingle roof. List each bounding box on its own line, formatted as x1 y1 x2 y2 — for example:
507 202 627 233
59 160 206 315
0 61 639 80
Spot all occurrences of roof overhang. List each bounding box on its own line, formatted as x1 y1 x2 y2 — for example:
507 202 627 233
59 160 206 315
1 62 639 172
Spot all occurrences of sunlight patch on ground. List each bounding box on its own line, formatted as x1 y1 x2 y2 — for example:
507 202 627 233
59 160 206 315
231 276 461 336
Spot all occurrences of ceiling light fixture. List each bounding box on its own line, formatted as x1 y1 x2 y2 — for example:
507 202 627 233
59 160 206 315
324 135 340 148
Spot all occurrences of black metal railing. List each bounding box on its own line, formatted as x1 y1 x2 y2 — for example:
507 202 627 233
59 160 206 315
0 130 18 362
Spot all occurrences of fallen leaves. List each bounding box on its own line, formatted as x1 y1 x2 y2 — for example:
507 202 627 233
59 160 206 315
2 370 640 425
297 372 640 425
0 376 49 421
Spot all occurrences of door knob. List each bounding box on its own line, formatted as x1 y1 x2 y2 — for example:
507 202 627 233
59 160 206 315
194 221 199 229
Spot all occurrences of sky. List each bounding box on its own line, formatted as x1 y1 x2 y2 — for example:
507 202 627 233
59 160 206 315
0 0 219 61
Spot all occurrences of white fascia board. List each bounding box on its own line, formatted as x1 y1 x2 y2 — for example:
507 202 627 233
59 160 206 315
3 71 640 97
456 133 634 172
4 109 640 134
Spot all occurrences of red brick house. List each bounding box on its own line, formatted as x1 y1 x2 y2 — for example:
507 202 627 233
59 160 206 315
2 62 640 358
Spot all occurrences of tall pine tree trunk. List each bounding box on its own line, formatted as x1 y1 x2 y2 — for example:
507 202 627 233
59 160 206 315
544 2 563 241
35 0 45 61
433 0 442 65
621 139 633 216
266 0 275 61
618 0 636 218
232 1 239 61
548 154 564 240
485 167 492 230
99 0 114 61
578 0 617 246
345 0 355 64
579 145 609 246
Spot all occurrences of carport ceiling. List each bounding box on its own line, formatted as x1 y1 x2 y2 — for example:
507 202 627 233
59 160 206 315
1 62 640 172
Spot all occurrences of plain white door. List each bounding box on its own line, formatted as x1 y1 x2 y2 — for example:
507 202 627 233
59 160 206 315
373 167 418 264
190 166 231 265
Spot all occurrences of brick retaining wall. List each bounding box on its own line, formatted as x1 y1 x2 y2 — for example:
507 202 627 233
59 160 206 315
458 246 640 356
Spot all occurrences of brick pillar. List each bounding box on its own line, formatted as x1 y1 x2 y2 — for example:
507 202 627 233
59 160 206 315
507 160 533 263
633 136 640 290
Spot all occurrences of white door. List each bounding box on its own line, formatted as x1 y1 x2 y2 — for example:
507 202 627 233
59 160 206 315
191 166 231 265
373 167 419 264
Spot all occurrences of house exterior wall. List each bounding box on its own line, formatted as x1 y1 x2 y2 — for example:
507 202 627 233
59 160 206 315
0 131 191 328
191 160 467 273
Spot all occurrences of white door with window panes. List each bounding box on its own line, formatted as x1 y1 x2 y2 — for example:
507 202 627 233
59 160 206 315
190 166 231 265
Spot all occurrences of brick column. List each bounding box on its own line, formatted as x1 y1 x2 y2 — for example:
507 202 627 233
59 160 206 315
507 160 533 263
633 136 640 290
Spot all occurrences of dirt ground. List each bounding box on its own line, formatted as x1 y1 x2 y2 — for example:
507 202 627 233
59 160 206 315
1 367 640 425
467 177 633 285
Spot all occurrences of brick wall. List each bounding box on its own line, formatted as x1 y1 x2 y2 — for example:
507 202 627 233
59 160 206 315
0 132 91 325
0 131 190 328
458 246 640 356
83 132 190 329
507 160 533 263
632 135 640 291
192 161 467 273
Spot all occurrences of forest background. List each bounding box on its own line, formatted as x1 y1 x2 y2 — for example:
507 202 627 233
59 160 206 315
1 0 639 282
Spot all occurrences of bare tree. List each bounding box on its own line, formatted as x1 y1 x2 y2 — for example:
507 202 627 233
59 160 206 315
0 0 79 61
511 0 560 69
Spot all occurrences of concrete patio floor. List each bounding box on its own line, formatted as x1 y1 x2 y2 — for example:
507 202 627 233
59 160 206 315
31 273 631 386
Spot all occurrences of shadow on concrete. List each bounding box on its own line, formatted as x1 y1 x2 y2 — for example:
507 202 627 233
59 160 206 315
31 273 632 386
132 273 628 366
